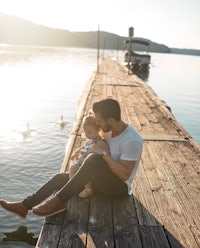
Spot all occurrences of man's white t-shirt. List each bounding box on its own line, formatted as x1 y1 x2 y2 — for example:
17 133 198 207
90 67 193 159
103 124 143 194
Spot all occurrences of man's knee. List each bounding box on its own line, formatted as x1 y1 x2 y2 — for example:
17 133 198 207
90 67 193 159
84 153 105 170
51 173 69 185
86 153 102 162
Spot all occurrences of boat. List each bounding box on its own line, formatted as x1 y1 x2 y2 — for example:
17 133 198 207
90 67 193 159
124 38 151 72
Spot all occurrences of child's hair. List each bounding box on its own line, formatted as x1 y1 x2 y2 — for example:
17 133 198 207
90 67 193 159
83 114 100 130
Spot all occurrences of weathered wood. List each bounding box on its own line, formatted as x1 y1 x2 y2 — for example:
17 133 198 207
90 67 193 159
139 226 171 248
87 196 114 248
57 197 90 247
36 224 63 248
36 210 67 247
132 165 163 226
142 134 187 142
36 58 200 248
113 196 143 247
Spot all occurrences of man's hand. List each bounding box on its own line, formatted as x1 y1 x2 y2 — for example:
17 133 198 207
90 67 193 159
90 143 103 155
90 140 110 155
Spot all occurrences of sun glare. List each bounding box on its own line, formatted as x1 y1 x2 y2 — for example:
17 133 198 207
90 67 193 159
0 57 74 136
0 80 33 132
0 64 48 134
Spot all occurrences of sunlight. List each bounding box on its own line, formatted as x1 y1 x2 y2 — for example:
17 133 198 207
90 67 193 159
0 56 80 136
0 0 83 30
0 65 48 133
0 78 35 132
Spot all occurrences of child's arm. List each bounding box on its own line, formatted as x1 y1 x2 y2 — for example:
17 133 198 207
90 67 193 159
71 145 84 161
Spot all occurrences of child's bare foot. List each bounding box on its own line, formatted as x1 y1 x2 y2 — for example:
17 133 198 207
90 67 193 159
79 188 93 198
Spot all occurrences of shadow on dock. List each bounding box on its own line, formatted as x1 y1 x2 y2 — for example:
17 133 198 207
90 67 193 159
37 195 184 247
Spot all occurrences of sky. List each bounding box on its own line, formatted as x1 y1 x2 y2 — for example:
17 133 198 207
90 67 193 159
0 0 200 49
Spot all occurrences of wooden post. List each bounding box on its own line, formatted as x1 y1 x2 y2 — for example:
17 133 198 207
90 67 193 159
97 25 100 73
128 27 134 74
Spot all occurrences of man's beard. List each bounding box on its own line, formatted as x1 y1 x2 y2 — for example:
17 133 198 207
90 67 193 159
102 123 112 133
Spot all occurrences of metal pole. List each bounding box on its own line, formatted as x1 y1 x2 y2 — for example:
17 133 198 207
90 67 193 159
97 25 100 73
128 27 134 74
102 38 106 58
116 38 119 60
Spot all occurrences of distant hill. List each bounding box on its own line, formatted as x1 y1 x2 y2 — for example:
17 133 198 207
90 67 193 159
170 48 200 56
0 12 199 56
0 13 170 53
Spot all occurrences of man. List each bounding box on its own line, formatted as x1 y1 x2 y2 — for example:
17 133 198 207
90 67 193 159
0 98 143 218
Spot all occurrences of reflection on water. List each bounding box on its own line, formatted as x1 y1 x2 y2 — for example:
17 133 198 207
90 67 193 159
2 226 37 246
131 67 150 81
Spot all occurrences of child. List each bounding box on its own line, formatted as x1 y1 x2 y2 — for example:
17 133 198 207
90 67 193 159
69 114 109 198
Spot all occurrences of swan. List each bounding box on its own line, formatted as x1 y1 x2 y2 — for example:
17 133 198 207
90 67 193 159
21 122 34 139
57 115 67 128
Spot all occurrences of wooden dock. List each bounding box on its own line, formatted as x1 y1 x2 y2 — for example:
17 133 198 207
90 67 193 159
36 58 200 248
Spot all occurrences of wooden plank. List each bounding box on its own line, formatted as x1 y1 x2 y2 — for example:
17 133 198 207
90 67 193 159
132 164 163 226
60 134 77 172
143 143 199 247
163 216 199 248
154 142 200 227
114 225 142 248
45 210 67 225
58 197 90 247
97 83 140 87
58 224 87 248
112 196 143 248
36 209 67 247
139 226 170 248
190 225 200 248
124 106 142 131
142 134 187 142
36 224 63 248
87 196 114 248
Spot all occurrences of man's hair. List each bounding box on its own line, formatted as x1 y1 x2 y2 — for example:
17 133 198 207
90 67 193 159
92 98 121 121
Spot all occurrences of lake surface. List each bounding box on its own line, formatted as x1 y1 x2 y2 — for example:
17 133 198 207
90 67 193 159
0 45 199 247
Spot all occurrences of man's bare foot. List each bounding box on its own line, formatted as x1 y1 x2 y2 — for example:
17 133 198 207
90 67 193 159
0 199 28 218
32 196 66 217
79 188 93 198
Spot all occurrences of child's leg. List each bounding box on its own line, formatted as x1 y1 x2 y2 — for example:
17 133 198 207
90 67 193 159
85 180 92 190
79 180 93 198
69 163 92 198
69 163 79 179
69 163 93 198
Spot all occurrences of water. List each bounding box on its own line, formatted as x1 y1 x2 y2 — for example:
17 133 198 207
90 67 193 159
0 45 199 247
0 45 97 247
148 53 200 143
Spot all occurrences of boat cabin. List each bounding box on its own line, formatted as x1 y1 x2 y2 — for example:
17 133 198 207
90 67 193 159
124 39 151 72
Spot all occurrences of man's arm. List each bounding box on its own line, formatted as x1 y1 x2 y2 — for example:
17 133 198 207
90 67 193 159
91 144 136 181
102 154 136 181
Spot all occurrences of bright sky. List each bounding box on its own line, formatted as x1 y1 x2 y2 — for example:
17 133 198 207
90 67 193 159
0 0 200 49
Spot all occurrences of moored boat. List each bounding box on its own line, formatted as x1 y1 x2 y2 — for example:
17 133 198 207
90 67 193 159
124 29 151 72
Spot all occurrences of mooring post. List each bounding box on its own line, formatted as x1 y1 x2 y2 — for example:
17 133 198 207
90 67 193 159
128 26 134 74
97 25 100 73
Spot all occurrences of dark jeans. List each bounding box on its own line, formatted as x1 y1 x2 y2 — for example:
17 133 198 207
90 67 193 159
22 153 128 210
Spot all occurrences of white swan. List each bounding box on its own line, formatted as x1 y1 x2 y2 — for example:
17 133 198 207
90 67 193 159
57 115 67 128
21 122 34 139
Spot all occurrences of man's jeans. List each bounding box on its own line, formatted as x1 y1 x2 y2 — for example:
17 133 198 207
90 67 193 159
23 153 128 210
